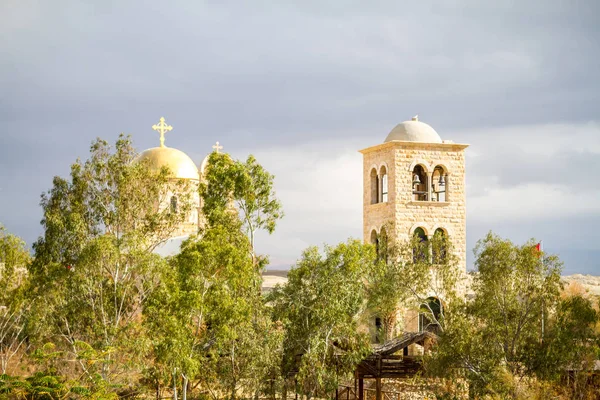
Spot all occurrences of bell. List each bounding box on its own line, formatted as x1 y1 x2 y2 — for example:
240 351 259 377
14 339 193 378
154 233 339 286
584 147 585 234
413 174 421 186
438 175 445 186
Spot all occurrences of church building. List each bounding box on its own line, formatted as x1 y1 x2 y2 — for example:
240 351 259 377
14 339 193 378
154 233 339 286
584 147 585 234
133 115 469 338
133 117 223 253
359 116 468 335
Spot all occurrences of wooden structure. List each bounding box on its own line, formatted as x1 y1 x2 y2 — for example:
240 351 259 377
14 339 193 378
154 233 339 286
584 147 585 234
353 331 437 400
288 331 437 400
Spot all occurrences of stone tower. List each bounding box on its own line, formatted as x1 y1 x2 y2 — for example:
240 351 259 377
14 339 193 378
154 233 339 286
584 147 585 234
359 116 469 273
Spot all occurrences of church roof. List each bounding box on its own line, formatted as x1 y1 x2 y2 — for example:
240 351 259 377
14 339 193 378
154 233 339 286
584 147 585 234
384 116 442 144
134 117 200 180
372 331 438 355
135 146 200 180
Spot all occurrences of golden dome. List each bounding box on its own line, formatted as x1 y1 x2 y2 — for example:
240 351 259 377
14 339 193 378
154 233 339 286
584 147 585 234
135 146 200 180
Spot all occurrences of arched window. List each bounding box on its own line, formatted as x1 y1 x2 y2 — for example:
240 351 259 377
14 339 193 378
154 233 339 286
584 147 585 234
412 227 428 263
370 168 379 204
380 166 388 203
170 195 178 213
412 165 428 201
379 227 388 262
419 297 442 334
432 165 447 202
375 317 382 344
432 228 448 264
370 229 379 255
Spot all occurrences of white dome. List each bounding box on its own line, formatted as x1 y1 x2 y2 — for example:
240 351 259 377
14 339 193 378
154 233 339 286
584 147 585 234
384 118 442 143
199 154 210 176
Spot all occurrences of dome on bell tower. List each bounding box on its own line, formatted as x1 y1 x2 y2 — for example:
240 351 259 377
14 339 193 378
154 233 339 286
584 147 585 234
384 115 442 144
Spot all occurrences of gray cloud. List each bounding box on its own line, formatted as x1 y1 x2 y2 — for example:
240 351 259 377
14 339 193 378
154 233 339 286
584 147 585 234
1 0 599 273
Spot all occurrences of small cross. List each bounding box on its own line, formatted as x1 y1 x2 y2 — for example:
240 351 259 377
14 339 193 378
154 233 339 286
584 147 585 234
212 141 223 153
152 117 173 147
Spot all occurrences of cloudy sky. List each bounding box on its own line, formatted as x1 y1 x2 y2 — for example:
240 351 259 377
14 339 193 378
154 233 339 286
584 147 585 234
1 0 599 274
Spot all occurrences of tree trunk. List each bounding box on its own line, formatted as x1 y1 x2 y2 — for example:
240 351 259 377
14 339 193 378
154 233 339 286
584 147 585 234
182 374 188 400
173 370 178 400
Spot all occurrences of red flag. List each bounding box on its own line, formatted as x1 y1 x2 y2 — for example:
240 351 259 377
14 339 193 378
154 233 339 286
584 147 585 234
533 241 543 258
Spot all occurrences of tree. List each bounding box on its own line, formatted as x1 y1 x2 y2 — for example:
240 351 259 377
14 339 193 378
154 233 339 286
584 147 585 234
28 135 193 390
532 294 600 398
0 224 31 375
144 220 249 400
270 240 373 399
145 151 284 400
428 232 565 398
200 152 283 269
32 135 192 267
471 233 562 376
146 214 281 400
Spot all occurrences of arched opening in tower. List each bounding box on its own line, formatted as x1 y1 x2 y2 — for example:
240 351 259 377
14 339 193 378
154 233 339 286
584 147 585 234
370 168 379 204
412 165 428 201
419 297 442 334
432 228 448 264
379 165 388 202
412 227 428 263
432 165 447 202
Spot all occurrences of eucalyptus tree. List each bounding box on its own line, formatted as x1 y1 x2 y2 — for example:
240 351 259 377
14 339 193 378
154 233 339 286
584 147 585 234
200 152 283 270
428 232 569 398
145 220 280 400
534 294 599 398
270 240 373 399
29 135 194 389
145 220 256 400
146 151 284 400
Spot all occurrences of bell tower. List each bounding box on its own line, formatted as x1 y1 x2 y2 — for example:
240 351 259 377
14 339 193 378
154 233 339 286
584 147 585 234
359 116 469 271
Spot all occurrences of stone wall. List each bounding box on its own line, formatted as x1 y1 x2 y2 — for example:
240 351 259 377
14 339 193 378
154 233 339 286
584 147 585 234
361 141 468 272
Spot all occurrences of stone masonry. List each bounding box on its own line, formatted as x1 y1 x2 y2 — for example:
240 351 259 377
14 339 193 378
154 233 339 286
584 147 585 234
359 141 468 272
360 133 468 336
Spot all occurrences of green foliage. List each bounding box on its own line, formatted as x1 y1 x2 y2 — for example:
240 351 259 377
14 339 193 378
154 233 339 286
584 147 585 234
27 135 193 391
270 240 373 398
427 232 599 399
32 135 193 270
144 151 284 399
145 211 282 399
200 152 283 263
531 294 600 397
470 233 562 376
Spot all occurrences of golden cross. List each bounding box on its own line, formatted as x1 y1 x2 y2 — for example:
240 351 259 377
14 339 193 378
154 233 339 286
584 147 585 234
212 141 223 153
152 117 173 147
